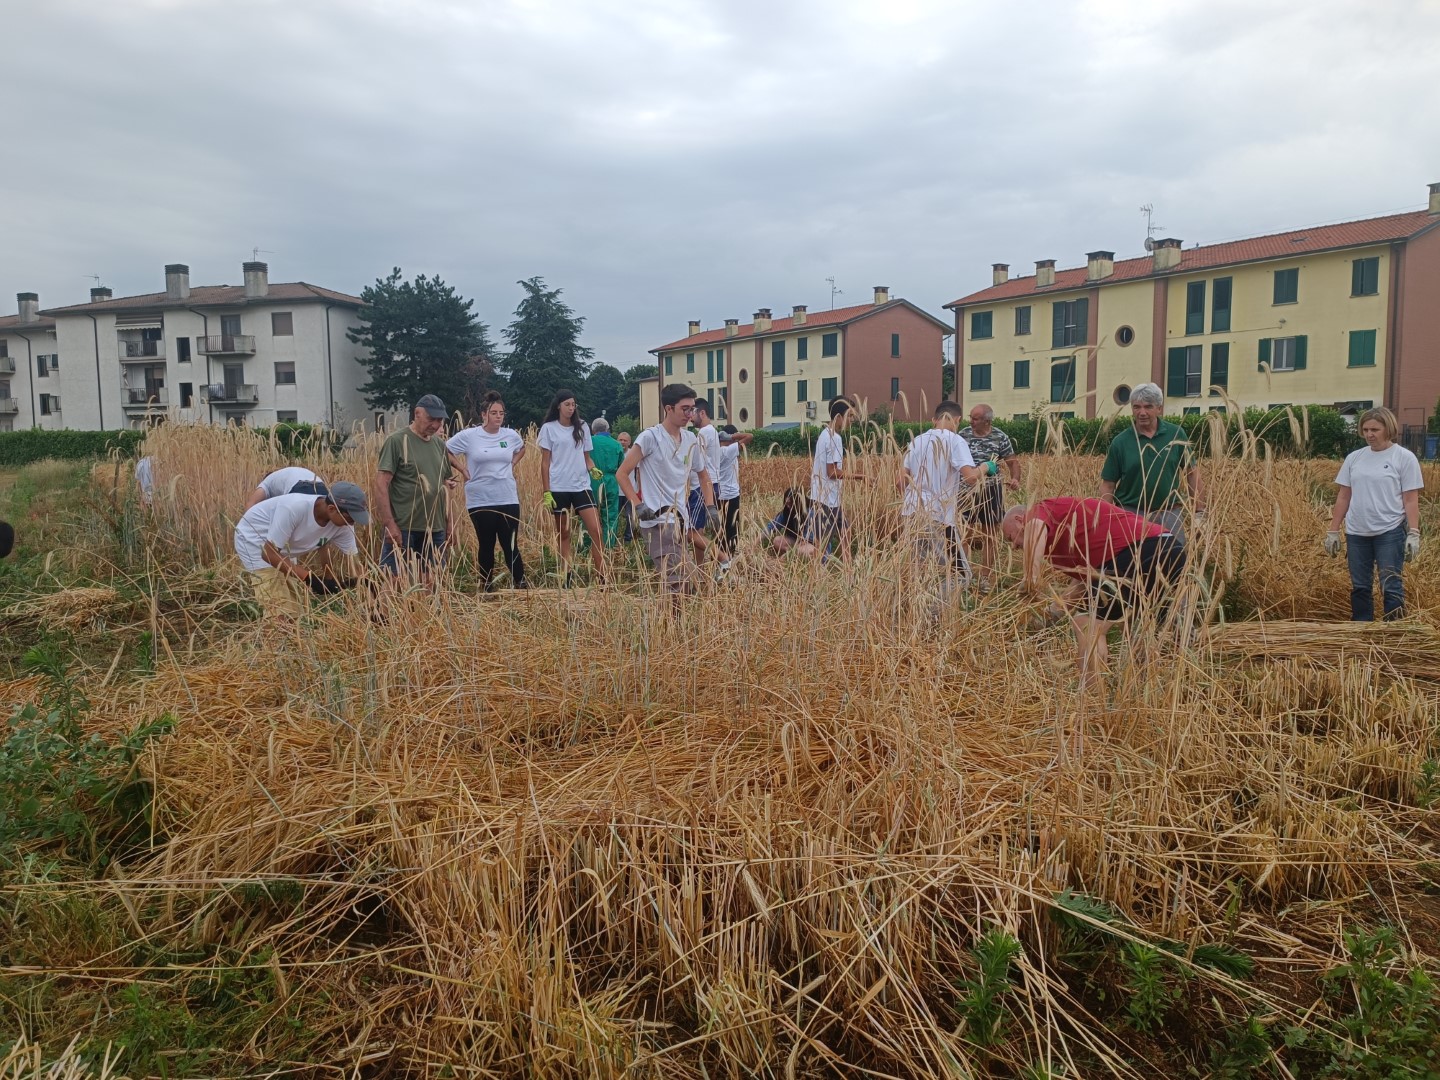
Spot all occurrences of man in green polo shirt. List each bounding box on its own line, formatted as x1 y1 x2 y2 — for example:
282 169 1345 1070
1100 382 1203 542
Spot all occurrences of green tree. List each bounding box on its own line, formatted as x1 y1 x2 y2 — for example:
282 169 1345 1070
619 363 658 420
497 277 594 429
347 268 492 415
584 363 626 421
942 362 955 400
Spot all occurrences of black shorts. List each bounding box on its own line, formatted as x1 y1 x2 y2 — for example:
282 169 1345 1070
1088 535 1186 622
550 489 596 514
961 480 1005 528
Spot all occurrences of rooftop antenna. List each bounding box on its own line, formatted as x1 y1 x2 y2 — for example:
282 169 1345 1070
85 273 106 288
250 247 274 262
826 276 843 309
1140 204 1164 252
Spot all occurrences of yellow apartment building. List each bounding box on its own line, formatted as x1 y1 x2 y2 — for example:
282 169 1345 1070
945 182 1440 433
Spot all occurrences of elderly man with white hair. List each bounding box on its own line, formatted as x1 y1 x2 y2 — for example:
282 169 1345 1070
959 402 1021 591
587 416 626 547
1099 382 1203 542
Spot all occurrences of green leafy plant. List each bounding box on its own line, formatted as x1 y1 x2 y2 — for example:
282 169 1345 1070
1121 941 1181 1032
957 927 1023 1046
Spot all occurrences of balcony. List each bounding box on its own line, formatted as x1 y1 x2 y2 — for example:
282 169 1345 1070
197 335 256 356
0 398 17 415
200 383 259 405
119 339 164 361
122 387 169 409
0 356 15 374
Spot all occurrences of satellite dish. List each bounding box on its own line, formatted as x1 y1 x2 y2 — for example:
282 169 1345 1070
1143 237 1156 252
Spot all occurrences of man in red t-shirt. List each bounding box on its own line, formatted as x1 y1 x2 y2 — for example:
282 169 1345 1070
1001 497 1186 688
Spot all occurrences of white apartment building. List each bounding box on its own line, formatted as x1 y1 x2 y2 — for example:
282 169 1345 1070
0 262 382 432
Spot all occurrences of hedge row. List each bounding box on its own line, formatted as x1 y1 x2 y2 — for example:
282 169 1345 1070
0 423 339 468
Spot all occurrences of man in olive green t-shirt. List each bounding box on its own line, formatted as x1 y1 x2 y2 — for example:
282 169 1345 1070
1100 382 1203 542
376 393 465 576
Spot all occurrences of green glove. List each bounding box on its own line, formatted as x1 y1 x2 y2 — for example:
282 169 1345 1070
589 466 603 481
985 460 999 477
543 491 556 512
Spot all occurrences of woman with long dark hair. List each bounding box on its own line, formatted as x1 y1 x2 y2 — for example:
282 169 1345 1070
446 390 527 590
537 388 605 583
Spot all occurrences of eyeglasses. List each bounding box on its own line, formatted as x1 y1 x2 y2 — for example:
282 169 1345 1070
672 405 696 415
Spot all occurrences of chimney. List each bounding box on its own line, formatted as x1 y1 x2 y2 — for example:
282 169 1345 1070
753 309 772 333
243 261 269 298
1086 250 1115 281
16 292 39 324
792 304 808 325
164 263 190 301
724 318 739 338
1429 181 1440 215
992 263 1009 287
1151 238 1183 272
90 286 113 304
1035 260 1056 288
873 285 890 305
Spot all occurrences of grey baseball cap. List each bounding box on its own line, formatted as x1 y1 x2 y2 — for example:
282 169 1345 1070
416 394 447 419
328 481 370 525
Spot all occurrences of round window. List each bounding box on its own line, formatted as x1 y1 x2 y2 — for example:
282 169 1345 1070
738 407 749 423
1113 384 1132 406
1116 325 1135 347
738 368 749 384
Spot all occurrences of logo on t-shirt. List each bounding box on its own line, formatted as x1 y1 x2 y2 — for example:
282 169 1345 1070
499 441 508 448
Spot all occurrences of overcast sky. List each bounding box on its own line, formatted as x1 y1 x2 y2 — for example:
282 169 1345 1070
3 0 1437 369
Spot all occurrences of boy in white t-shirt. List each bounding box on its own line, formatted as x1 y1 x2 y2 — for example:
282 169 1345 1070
244 466 327 511
900 400 987 583
233 483 369 619
806 397 864 559
617 382 715 601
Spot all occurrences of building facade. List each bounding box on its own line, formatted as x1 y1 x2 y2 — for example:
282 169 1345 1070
649 287 951 428
946 182 1440 432
0 262 381 433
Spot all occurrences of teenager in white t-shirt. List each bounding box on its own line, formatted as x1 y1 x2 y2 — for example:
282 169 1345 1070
617 381 715 601
1326 406 1424 620
712 423 753 571
447 390 528 589
537 389 606 583
244 466 327 511
805 398 864 559
900 400 986 582
685 399 725 567
233 486 368 619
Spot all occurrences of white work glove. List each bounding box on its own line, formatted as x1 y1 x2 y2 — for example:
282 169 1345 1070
1405 530 1421 562
1323 531 1342 558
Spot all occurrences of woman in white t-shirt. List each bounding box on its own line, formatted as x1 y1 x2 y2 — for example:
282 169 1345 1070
1325 407 1423 620
447 390 528 590
537 389 605 583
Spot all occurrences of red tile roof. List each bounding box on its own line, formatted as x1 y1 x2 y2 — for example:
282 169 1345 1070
652 298 950 353
0 315 56 331
946 209 1439 308
40 281 363 316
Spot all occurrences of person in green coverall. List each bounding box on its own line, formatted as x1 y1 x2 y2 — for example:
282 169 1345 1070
586 417 626 547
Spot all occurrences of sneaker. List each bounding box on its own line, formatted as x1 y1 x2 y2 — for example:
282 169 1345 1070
713 560 732 582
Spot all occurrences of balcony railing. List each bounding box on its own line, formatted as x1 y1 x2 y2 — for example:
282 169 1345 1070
0 397 17 415
119 339 164 360
123 387 169 408
197 335 256 356
0 356 15 374
200 383 259 405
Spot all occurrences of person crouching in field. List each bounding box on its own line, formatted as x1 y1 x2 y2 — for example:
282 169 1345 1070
617 382 715 604
1003 497 1185 691
764 488 813 556
233 483 370 620
244 466 328 511
900 400 987 590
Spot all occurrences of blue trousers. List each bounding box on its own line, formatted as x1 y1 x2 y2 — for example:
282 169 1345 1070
1347 523 1406 621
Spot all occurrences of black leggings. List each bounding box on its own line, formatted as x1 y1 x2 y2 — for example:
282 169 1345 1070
718 495 741 556
468 504 525 587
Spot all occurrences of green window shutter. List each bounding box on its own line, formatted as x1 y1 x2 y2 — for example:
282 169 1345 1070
822 333 838 357
1166 347 1189 397
1348 329 1377 367
797 337 808 360
1051 303 1066 348
796 379 808 401
1293 335 1307 370
1210 343 1229 391
664 355 673 376
1258 338 1272 372
1352 260 1364 297
1074 297 1089 345
970 364 991 392
1185 282 1206 335
890 333 901 357
1014 359 1030 388
717 351 724 379
821 377 837 399
1211 278 1232 333
706 353 714 382
771 381 785 417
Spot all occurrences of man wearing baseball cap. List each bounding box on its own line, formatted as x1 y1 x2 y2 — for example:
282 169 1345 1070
375 393 465 581
233 483 370 619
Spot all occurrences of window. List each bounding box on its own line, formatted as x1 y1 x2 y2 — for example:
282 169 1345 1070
796 337 808 361
715 350 724 380
821 332 838 357
1013 359 1030 388
1116 325 1135 346
1348 329 1377 367
39 393 54 415
1165 345 1203 397
1352 257 1379 297
664 355 673 376
890 377 900 401
771 340 786 376
738 368 748 383
796 379 808 402
1015 306 1032 335
686 352 695 374
738 408 749 424
179 382 194 407
706 390 715 415
1211 277 1232 333
277 410 298 423
1113 385 1131 406
1259 335 1307 372
176 337 191 363
1273 268 1299 305
706 351 714 383
771 381 786 418
274 361 296 385
1050 357 1076 403
821 377 837 400
970 311 993 339
890 333 901 357
220 314 242 336
1185 281 1206 335
1051 298 1089 347
1183 406 1201 415
36 355 49 377
1210 343 1229 393
271 311 294 336
970 364 992 391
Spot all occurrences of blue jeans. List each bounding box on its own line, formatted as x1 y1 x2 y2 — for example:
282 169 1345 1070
381 529 447 574
1347 523 1406 621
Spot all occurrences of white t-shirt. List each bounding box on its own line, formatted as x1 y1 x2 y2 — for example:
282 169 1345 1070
446 425 523 508
1335 443 1424 537
134 456 154 501
715 442 742 500
234 492 358 572
810 427 844 508
257 466 322 499
633 424 703 529
902 428 975 526
689 423 722 491
538 420 593 493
